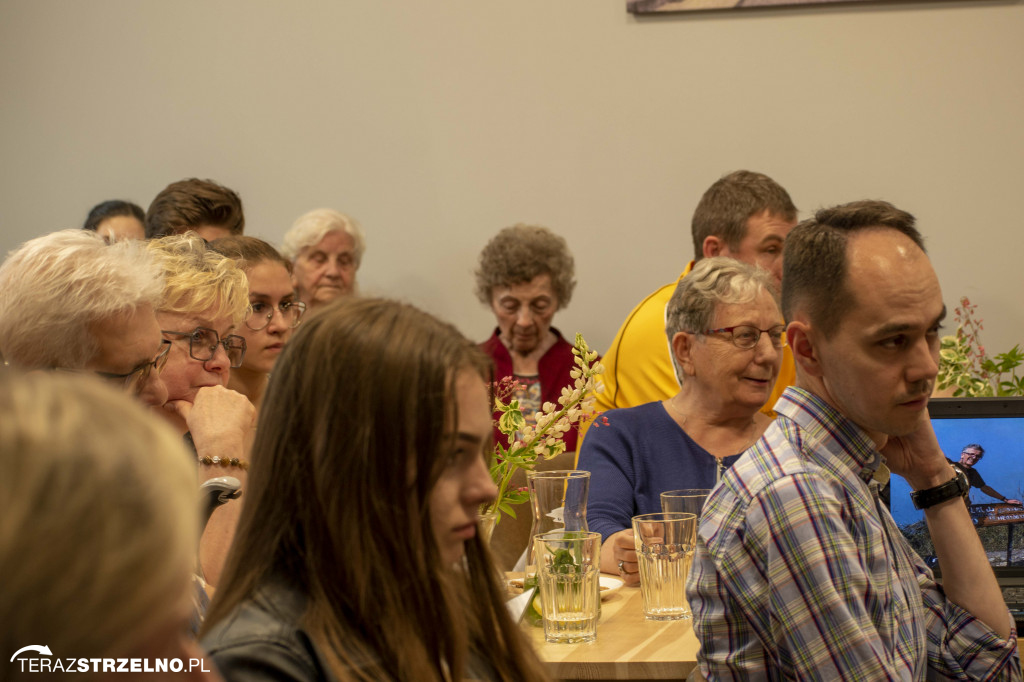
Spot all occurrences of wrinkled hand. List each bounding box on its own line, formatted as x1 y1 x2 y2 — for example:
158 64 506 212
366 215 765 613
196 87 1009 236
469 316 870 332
607 529 640 587
166 385 255 461
880 409 952 491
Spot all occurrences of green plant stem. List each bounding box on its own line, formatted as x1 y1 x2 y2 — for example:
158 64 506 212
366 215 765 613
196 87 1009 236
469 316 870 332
484 458 520 520
483 376 594 519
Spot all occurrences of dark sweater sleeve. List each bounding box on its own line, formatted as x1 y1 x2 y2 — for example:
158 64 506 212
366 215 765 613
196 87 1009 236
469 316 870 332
578 409 640 543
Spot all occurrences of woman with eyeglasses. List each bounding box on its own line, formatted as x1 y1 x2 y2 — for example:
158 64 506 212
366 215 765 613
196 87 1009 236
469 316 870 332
147 233 257 589
209 236 306 412
577 257 785 584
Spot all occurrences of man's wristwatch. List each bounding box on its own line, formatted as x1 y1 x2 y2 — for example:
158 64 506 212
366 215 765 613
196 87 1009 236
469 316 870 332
910 464 970 510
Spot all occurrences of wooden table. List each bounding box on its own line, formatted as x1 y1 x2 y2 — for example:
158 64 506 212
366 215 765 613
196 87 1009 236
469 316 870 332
519 575 1024 680
522 576 699 681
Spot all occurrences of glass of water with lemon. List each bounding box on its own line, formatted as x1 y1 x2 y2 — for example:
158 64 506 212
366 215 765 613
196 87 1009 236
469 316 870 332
532 530 601 643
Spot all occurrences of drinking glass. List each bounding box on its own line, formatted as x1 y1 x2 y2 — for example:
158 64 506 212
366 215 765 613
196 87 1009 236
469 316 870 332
631 512 697 621
524 470 590 567
533 530 601 643
660 488 711 517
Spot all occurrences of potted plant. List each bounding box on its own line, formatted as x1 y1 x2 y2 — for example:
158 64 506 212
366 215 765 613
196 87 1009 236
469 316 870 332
937 297 1024 397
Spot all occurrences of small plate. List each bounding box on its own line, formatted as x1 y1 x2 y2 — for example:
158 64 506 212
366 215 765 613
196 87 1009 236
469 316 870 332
600 575 624 600
506 578 526 596
508 576 624 601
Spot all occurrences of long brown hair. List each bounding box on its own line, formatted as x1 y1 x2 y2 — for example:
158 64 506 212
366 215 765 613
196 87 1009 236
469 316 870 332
203 297 548 681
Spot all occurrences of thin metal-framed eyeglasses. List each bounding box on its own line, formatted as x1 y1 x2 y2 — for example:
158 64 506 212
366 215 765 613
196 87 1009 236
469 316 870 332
56 339 171 396
162 327 247 368
245 300 307 331
698 325 787 350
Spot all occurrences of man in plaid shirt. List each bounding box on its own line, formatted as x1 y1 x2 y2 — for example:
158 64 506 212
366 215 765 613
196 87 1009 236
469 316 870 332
687 201 1021 681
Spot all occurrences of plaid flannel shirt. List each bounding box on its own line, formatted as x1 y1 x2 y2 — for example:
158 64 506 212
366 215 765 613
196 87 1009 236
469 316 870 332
687 386 1021 681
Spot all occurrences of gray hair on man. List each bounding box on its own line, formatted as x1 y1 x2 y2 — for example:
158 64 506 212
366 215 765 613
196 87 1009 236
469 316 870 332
280 208 366 266
0 229 164 369
665 256 778 384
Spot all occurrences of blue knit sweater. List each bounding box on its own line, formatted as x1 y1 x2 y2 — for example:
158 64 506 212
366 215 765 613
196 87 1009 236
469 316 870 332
578 401 741 542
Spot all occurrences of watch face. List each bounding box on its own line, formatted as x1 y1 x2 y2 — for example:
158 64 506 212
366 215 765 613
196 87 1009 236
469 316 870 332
950 464 969 493
956 469 970 496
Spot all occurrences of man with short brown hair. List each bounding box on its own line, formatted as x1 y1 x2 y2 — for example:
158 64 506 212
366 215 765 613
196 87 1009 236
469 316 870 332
145 177 245 241
689 200 1021 680
591 170 798 422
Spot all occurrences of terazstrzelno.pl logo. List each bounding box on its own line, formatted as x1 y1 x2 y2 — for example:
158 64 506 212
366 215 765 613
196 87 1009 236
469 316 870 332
9 646 213 674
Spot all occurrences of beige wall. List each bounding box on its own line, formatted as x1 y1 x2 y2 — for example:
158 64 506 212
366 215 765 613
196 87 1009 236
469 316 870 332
1 0 1021 357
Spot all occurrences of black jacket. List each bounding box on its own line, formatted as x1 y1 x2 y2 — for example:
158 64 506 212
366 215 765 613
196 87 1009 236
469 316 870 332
201 583 336 682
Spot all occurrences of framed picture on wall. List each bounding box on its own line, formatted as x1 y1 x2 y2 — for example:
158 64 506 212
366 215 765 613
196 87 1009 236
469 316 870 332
630 0 878 11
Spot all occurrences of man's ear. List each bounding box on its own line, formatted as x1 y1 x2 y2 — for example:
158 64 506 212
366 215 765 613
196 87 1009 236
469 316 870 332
702 235 725 259
671 331 696 377
787 320 824 379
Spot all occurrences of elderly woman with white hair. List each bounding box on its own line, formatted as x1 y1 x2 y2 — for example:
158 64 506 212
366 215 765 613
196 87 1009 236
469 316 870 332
0 229 169 408
281 209 366 312
0 371 219 681
578 257 785 584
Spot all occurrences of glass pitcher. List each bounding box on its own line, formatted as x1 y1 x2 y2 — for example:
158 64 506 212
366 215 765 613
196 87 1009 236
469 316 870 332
524 469 590 568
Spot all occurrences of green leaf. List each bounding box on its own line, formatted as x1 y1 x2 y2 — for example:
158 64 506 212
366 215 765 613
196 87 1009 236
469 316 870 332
506 490 530 504
552 548 576 567
498 408 527 435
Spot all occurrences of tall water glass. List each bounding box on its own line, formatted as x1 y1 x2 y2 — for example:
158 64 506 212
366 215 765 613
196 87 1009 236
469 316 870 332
533 530 601 643
660 488 711 518
525 470 590 567
632 512 697 621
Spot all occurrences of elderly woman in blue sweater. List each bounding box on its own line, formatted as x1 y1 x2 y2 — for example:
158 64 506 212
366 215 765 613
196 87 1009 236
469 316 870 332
578 257 785 584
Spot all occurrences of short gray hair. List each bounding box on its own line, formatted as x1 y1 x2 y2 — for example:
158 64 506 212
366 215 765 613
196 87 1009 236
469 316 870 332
281 208 366 266
0 230 164 369
665 257 778 383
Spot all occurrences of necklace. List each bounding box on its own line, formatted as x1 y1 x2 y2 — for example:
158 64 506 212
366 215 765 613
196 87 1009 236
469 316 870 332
665 395 688 425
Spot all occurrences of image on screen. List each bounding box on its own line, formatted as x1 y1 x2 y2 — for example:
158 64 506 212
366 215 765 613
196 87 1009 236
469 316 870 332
890 415 1024 570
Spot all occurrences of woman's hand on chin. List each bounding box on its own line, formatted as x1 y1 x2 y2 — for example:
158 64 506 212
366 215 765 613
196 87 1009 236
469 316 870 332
182 385 256 460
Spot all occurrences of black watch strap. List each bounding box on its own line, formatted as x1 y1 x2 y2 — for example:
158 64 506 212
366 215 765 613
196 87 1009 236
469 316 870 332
910 465 970 510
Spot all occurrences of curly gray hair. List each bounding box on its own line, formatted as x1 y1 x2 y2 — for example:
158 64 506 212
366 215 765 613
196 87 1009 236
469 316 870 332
474 224 576 307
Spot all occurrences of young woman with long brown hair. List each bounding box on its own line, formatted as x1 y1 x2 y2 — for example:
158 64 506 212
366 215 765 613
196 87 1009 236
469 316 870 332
208 236 306 412
201 297 549 682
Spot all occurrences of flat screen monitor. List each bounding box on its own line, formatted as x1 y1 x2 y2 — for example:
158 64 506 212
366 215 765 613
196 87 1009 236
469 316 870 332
889 397 1024 585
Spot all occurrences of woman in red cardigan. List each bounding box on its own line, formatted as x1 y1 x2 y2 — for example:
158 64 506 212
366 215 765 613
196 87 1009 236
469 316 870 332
475 223 585 454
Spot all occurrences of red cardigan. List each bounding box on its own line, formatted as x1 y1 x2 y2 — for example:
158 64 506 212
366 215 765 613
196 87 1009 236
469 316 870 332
480 327 582 455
